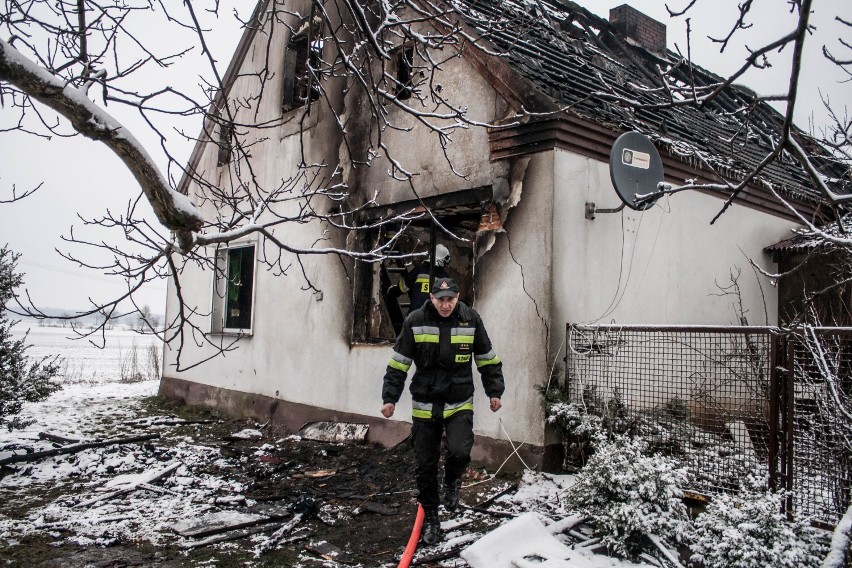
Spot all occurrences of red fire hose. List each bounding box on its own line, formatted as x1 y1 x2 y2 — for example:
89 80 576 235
397 503 425 568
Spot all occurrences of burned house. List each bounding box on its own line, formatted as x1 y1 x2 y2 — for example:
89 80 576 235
160 0 844 468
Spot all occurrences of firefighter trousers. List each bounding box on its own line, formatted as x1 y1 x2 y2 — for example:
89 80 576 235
411 408 473 510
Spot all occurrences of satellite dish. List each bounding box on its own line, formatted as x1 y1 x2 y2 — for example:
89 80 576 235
609 131 664 210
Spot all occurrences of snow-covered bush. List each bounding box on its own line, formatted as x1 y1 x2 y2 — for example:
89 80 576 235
566 434 689 558
544 385 642 469
0 247 61 430
544 385 636 434
687 441 763 494
547 400 601 434
688 475 827 568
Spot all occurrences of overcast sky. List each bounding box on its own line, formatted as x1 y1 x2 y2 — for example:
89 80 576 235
0 3 246 315
0 0 849 314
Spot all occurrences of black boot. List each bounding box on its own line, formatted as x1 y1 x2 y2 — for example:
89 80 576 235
421 507 441 545
443 478 461 511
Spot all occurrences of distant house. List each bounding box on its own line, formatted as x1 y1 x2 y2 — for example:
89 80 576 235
161 0 843 468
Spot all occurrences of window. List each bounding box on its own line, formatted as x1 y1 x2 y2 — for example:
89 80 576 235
353 224 476 343
282 20 323 112
216 123 233 166
352 189 495 342
394 46 414 100
212 244 256 333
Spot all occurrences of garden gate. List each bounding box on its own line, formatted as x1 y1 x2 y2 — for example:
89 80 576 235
564 324 852 527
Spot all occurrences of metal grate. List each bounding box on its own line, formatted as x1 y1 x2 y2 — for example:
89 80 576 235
565 324 852 527
788 329 852 525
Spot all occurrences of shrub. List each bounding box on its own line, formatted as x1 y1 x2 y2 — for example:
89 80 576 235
688 475 827 568
545 385 643 469
0 247 62 430
547 400 602 436
566 434 688 558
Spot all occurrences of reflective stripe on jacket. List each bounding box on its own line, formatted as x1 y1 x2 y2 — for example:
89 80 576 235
412 398 474 419
382 300 504 411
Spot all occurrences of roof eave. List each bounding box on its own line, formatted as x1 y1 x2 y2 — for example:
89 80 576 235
489 114 825 223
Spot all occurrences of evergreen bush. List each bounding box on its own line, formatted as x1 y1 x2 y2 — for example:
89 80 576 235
0 247 61 430
566 434 688 558
688 475 827 568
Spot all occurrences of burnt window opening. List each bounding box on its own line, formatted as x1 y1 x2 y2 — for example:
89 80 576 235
394 46 414 101
216 123 233 166
354 226 473 343
211 243 256 333
352 187 496 343
353 215 493 343
282 20 324 112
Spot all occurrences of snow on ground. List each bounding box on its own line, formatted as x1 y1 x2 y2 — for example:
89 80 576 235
0 326 666 566
2 443 249 547
442 471 651 568
0 326 209 547
0 373 253 548
10 324 160 384
0 380 158 456
504 471 579 518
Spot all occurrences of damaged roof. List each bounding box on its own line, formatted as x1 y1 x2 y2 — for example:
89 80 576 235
452 0 850 209
765 213 852 254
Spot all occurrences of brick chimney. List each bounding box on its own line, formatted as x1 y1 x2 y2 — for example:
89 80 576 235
609 5 667 55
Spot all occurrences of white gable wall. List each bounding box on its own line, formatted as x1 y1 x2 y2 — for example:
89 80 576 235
162 6 551 446
163 3 369 411
468 151 555 447
342 30 512 202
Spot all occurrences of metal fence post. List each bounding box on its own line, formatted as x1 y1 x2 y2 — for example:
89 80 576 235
786 336 795 517
565 323 570 392
768 333 779 493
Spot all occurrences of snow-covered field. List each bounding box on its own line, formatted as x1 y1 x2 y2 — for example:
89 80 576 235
10 324 161 385
0 325 176 545
3 324 161 445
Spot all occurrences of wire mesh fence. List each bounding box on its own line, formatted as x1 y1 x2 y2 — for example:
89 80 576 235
565 324 852 527
788 328 852 525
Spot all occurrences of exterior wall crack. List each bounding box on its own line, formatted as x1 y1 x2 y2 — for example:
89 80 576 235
505 229 550 355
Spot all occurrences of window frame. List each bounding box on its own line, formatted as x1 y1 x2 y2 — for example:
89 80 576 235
282 18 324 113
352 223 477 343
210 241 258 335
351 197 493 343
393 45 415 101
216 122 233 166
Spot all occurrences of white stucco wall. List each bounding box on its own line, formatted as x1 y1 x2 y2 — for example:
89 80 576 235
162 2 389 416
550 148 800 341
343 23 512 203
162 6 548 446
468 152 555 446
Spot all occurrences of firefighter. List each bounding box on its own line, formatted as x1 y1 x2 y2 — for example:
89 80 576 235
387 244 451 313
380 277 504 545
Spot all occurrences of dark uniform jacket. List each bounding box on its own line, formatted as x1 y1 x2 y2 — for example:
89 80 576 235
382 300 504 415
396 262 448 313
